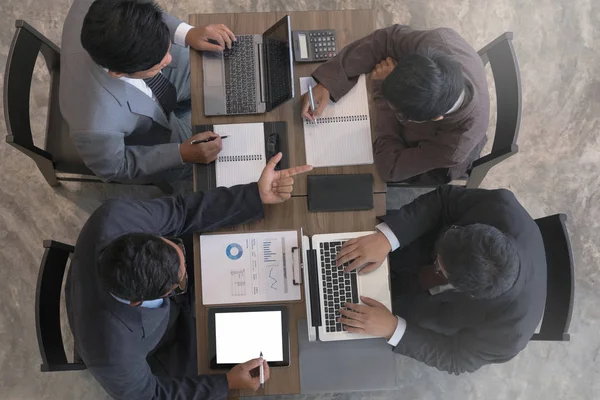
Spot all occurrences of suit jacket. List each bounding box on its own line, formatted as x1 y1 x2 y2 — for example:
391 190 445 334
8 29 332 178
65 184 264 399
380 187 546 375
59 0 189 183
312 26 490 183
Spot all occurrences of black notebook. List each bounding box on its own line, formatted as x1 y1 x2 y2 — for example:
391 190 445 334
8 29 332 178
307 174 374 212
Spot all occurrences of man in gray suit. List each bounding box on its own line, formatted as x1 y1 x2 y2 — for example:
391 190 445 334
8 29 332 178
334 187 547 375
60 0 236 183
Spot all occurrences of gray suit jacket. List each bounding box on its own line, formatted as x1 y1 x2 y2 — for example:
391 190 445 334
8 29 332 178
65 183 265 399
381 187 547 375
59 0 189 182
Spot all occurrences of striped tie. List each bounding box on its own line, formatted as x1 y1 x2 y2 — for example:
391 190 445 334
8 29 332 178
144 72 178 116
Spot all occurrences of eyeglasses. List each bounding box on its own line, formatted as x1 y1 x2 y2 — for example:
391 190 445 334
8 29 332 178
166 237 188 297
433 258 447 278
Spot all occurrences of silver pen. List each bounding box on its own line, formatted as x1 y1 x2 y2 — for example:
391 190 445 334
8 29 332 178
308 85 318 125
259 351 265 388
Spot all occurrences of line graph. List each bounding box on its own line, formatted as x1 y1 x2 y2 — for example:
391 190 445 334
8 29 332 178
268 267 278 290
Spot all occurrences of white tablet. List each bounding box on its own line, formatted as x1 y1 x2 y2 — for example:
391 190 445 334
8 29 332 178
208 306 290 369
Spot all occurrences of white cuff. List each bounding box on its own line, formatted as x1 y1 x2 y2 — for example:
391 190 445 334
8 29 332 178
174 23 194 47
376 222 400 251
387 316 407 347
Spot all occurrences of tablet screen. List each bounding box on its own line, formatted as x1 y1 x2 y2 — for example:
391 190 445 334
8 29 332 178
215 310 284 364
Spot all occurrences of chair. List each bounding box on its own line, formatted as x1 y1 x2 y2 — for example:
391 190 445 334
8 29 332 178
36 240 86 372
531 214 574 341
387 32 522 189
4 20 173 194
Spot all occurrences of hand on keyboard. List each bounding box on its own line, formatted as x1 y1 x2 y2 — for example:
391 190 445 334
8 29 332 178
338 296 397 340
185 24 236 51
336 232 391 274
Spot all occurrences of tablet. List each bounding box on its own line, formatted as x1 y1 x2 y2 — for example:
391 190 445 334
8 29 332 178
208 306 290 369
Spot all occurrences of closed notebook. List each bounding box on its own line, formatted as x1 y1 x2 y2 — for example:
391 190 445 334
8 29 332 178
307 174 374 212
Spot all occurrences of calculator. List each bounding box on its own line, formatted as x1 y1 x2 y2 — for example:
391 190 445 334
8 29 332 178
292 30 337 63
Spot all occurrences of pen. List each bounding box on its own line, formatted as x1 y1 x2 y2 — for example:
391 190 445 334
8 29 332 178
190 135 228 145
308 85 318 125
259 351 265 388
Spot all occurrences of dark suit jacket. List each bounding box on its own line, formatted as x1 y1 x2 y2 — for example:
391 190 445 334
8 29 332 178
312 25 490 183
380 187 546 374
65 184 264 399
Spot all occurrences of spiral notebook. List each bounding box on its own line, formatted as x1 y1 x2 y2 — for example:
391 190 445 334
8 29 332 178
215 123 266 187
300 74 374 167
194 122 289 190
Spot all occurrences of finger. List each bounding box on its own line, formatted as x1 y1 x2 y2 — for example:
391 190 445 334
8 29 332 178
201 42 225 52
279 164 313 178
301 95 315 121
338 316 365 328
277 193 291 201
275 185 293 194
343 325 364 334
344 302 368 313
265 152 283 171
209 31 226 49
336 242 358 260
387 56 397 65
219 24 236 42
358 262 380 275
335 249 359 267
216 30 232 49
242 357 264 371
191 131 217 140
314 96 327 117
339 307 366 322
263 359 271 380
360 296 385 308
272 177 293 188
345 257 367 273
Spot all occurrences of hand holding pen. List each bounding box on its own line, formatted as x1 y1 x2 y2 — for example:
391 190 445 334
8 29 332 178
226 357 270 391
179 131 223 164
301 83 330 122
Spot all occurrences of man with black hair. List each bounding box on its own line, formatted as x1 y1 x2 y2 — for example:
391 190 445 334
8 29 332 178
301 25 490 184
65 154 312 399
60 0 237 183
333 186 547 375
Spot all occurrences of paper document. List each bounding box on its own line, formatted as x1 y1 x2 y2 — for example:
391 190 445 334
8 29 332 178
214 123 266 187
300 75 374 167
200 231 301 305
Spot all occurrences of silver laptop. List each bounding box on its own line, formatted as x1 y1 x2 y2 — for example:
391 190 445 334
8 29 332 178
301 231 392 342
202 15 294 116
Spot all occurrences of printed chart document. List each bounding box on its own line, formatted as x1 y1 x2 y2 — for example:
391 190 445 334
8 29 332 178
214 123 266 187
300 74 374 167
200 231 301 305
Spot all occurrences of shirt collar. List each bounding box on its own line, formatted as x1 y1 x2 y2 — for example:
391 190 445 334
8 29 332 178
110 293 165 309
445 89 466 115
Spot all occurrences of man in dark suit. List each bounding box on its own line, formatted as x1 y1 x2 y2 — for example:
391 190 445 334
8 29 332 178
65 153 311 399
335 187 547 375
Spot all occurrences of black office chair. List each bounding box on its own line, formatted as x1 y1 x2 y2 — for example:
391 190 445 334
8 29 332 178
36 240 86 372
4 20 173 194
387 32 521 189
531 214 574 341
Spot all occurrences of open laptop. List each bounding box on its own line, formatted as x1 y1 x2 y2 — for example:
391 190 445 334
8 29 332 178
203 15 294 116
301 231 392 342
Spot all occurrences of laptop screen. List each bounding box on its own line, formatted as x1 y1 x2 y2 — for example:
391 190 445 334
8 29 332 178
262 16 294 111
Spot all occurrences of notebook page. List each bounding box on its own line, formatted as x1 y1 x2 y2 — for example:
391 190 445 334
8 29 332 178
214 123 266 187
300 75 373 167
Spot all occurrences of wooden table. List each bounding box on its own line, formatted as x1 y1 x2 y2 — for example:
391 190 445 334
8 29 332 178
190 10 385 196
190 9 386 397
193 195 386 397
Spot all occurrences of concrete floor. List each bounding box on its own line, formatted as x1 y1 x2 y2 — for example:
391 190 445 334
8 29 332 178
1 0 599 399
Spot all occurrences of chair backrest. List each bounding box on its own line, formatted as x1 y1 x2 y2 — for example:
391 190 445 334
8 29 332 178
4 20 58 160
466 32 522 188
35 240 86 372
531 214 574 341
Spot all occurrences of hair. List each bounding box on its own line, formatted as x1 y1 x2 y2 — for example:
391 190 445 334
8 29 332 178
99 233 180 302
81 0 171 74
382 49 465 121
436 224 520 299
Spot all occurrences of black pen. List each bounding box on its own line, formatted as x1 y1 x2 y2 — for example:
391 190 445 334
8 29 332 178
190 135 228 145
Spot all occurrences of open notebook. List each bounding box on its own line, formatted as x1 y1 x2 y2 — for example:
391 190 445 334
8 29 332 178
214 123 266 187
300 74 374 167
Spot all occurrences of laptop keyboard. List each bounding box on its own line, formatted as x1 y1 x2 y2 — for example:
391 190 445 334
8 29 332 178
223 35 257 114
320 241 359 333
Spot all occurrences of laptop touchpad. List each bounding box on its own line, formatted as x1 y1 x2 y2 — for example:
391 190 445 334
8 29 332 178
203 52 225 87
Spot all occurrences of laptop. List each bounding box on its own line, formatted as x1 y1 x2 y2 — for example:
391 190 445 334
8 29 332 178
203 15 295 116
300 231 392 342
